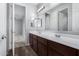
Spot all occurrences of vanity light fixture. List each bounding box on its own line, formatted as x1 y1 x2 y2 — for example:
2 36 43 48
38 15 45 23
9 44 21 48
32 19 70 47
37 6 45 13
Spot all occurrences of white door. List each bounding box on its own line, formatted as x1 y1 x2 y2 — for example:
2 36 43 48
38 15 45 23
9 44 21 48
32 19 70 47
0 4 7 56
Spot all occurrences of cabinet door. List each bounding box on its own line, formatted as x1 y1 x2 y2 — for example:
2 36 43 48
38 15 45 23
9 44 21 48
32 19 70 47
78 50 79 56
32 38 38 53
29 34 33 48
38 42 47 56
48 47 62 56
38 36 47 45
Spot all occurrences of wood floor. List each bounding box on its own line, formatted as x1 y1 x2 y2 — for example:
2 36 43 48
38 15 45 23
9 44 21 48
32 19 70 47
15 46 37 56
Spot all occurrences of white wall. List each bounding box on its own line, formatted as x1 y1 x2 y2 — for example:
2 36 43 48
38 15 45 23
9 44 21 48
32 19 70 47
15 4 25 20
15 19 23 35
14 4 25 36
25 4 37 45
0 3 7 56
28 5 37 30
14 4 26 43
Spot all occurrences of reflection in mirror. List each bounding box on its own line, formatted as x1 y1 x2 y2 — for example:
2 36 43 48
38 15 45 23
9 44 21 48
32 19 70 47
30 18 42 28
58 8 68 31
44 3 79 35
45 13 50 30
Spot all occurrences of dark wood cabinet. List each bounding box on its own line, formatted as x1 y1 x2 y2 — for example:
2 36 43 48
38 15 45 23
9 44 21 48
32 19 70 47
29 33 79 56
38 37 47 56
29 34 38 54
48 47 62 56
29 34 47 56
29 34 33 48
38 42 47 56
32 34 38 54
38 36 47 45
32 38 38 53
48 40 77 56
78 50 79 56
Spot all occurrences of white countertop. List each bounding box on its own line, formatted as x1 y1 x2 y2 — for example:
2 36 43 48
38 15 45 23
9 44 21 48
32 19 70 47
30 31 79 50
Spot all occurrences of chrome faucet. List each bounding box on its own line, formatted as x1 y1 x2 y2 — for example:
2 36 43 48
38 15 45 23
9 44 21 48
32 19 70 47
55 34 61 38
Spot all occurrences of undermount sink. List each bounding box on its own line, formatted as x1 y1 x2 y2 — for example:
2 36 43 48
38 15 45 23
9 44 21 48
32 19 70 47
40 32 55 37
60 36 79 45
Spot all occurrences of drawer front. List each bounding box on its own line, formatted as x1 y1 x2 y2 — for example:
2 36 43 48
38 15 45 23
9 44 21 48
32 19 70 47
38 36 47 45
48 40 77 56
38 42 47 56
32 34 37 39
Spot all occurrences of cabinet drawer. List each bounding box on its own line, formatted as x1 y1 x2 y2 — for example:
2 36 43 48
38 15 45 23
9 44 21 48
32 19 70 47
38 36 47 45
48 40 77 56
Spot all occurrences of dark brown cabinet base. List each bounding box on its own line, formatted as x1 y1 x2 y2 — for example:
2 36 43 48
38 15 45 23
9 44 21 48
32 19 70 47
38 43 47 56
29 33 79 56
48 47 63 56
48 40 77 56
78 50 79 55
32 39 38 53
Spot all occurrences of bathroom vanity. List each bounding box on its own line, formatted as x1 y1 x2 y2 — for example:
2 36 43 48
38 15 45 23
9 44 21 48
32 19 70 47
28 3 79 56
29 31 79 56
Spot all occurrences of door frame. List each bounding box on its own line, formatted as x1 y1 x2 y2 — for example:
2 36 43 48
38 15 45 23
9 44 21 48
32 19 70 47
6 3 14 55
7 3 26 56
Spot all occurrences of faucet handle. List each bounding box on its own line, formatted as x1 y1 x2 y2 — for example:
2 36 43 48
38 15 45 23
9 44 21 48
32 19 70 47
55 34 61 38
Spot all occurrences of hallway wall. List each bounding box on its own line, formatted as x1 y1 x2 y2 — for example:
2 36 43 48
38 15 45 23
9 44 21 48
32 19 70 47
15 19 23 35
25 4 37 45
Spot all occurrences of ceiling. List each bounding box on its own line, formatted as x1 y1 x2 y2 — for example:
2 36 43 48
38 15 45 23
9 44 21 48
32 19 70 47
27 3 39 6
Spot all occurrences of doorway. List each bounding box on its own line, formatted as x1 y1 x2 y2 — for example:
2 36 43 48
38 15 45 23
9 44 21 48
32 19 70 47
14 4 26 55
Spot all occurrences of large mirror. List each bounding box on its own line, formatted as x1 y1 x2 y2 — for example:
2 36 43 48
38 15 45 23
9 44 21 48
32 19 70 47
58 8 68 31
44 3 76 34
30 18 42 28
